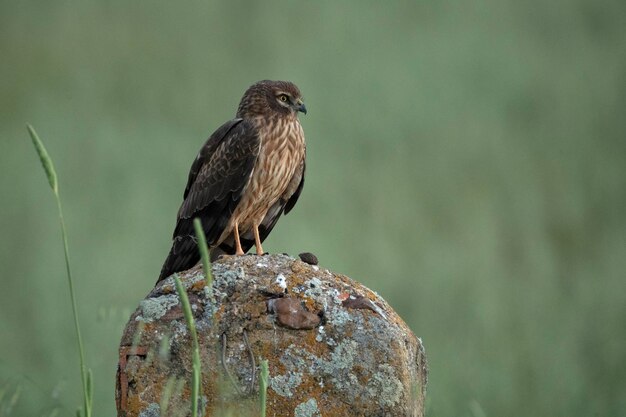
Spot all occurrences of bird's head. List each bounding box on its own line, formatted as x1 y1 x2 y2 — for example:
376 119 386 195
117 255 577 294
236 80 307 119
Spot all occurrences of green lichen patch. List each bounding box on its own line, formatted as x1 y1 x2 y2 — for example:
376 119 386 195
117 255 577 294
294 398 321 417
270 371 303 397
137 294 179 323
138 403 160 417
369 364 403 407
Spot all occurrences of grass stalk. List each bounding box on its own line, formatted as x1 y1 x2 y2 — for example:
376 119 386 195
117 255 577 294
174 275 201 417
27 125 92 417
166 217 213 416
259 360 269 417
193 218 212 286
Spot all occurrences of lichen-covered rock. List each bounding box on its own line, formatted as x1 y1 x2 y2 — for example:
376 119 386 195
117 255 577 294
116 254 427 417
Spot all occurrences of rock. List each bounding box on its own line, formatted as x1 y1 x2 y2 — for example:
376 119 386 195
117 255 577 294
116 254 427 417
298 252 319 266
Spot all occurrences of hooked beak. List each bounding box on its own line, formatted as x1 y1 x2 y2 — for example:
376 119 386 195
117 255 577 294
296 101 307 115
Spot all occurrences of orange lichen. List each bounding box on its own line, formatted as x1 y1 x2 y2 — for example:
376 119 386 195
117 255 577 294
116 254 427 417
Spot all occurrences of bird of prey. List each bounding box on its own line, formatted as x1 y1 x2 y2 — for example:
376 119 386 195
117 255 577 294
158 80 307 282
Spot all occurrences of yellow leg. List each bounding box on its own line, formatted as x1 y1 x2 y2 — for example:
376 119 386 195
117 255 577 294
253 225 264 255
234 223 244 255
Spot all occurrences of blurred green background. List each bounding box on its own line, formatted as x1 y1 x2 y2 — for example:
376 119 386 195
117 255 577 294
1 1 625 416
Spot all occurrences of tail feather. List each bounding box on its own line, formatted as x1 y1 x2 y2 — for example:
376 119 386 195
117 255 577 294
157 214 284 283
157 236 200 283
157 236 246 283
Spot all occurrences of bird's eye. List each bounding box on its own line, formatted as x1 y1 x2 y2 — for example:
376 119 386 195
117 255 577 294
278 94 289 102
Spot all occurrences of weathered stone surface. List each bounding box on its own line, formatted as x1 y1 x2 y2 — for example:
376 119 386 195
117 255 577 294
116 254 427 417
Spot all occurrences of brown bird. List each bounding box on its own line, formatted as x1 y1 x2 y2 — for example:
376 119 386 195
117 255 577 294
158 80 307 282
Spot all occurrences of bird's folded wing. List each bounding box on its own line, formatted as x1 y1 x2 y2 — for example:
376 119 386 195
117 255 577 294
174 119 260 244
284 159 305 215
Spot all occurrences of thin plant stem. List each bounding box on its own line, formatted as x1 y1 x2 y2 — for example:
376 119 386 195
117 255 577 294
193 218 212 286
57 195 91 416
259 360 269 417
174 275 201 417
27 125 92 417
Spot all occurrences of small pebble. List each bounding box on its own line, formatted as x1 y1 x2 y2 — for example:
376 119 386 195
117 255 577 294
267 297 320 330
298 252 319 265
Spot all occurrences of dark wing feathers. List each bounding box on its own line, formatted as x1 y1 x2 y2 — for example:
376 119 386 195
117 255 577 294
284 160 305 214
159 117 305 283
158 119 260 282
182 119 242 200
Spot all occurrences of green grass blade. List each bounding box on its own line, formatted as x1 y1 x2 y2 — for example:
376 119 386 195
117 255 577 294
27 126 91 417
86 369 93 410
8 384 21 411
47 407 60 417
193 218 212 286
27 124 58 194
159 376 178 414
55 194 90 417
259 360 269 417
0 382 7 404
159 333 171 360
469 400 487 417
130 321 146 352
174 275 201 417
